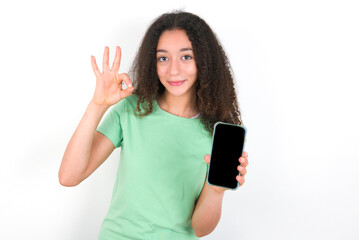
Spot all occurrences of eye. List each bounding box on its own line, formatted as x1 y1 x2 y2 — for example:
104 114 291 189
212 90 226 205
182 55 193 60
157 56 168 62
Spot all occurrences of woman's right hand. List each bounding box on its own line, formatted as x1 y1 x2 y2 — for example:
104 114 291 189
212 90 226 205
90 46 134 107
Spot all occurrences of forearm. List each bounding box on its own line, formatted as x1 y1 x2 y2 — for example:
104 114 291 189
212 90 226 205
59 100 108 186
192 187 225 237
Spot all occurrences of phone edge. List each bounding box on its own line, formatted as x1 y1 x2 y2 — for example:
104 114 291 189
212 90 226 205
206 121 247 191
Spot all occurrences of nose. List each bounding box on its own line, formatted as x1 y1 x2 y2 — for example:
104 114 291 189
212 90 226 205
169 59 180 76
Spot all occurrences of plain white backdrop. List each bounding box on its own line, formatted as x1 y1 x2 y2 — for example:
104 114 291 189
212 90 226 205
0 0 358 239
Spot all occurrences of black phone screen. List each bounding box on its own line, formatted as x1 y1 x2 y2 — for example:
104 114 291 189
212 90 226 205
207 122 246 190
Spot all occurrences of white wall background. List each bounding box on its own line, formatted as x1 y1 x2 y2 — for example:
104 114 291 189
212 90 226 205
0 0 358 239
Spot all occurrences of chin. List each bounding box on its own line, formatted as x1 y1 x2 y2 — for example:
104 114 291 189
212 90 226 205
165 90 188 97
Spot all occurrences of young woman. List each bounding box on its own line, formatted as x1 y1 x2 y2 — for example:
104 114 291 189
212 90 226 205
59 11 249 239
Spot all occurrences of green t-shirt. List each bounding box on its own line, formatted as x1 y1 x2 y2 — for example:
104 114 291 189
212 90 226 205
96 94 213 240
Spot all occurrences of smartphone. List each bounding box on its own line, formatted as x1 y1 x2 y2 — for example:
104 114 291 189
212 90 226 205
207 122 247 190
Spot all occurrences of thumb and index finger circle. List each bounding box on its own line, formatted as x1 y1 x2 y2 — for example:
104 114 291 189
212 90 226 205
117 73 134 99
117 73 133 89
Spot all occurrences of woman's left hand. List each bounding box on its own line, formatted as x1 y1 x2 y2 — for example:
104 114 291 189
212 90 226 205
204 151 249 194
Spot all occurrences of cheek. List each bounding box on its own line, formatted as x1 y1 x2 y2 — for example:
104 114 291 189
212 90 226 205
187 64 197 78
156 65 166 79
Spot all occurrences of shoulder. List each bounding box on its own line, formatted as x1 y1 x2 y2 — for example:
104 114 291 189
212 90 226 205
111 94 139 112
123 94 139 109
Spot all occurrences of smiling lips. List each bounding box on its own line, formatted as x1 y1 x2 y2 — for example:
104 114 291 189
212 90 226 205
168 80 185 86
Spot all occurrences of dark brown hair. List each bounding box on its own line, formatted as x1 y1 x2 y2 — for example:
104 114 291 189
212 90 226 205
130 10 243 134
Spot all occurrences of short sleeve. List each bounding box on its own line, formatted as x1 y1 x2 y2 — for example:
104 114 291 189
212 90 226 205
96 105 124 148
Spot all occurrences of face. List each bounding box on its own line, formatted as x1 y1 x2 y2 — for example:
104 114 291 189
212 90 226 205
156 29 198 98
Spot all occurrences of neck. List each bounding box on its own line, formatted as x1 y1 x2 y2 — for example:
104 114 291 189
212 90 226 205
157 91 198 118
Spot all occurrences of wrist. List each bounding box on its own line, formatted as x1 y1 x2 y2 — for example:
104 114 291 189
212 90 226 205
88 99 110 114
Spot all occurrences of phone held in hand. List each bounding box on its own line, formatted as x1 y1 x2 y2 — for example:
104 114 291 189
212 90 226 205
207 121 247 190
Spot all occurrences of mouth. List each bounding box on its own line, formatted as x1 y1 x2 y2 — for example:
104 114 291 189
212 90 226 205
168 80 186 86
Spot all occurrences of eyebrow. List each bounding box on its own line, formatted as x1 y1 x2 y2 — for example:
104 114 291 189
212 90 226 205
156 48 193 53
